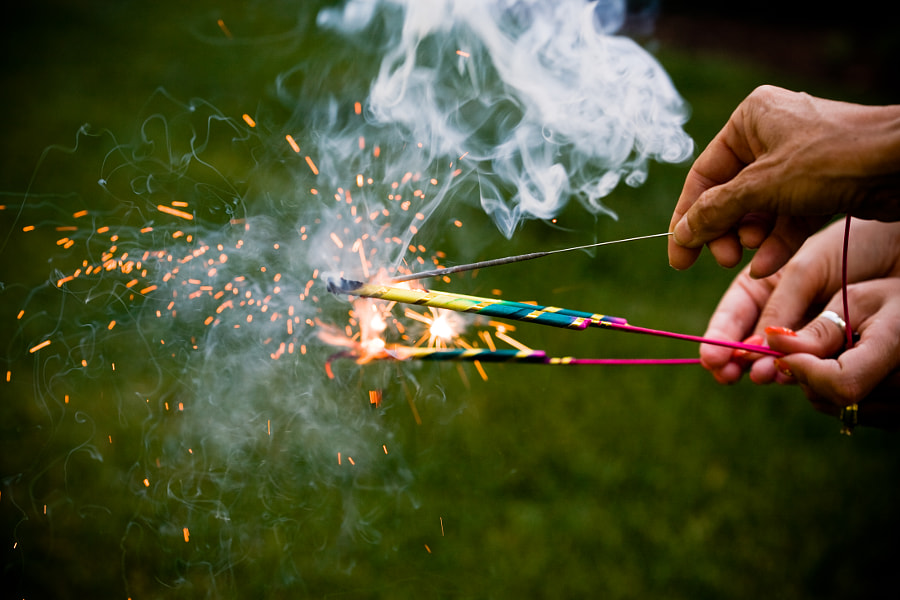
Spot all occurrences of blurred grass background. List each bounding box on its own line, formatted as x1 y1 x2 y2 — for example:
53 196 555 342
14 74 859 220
2 1 899 599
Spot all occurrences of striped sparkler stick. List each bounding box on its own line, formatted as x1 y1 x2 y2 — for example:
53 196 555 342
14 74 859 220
330 281 625 329
327 279 782 358
386 347 701 366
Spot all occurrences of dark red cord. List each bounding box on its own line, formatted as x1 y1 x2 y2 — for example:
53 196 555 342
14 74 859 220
841 214 854 349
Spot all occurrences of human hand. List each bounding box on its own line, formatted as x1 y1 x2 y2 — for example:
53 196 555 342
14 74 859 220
699 219 900 385
767 278 900 430
668 85 900 276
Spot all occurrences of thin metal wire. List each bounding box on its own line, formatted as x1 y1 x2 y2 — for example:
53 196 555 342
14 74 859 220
390 232 673 283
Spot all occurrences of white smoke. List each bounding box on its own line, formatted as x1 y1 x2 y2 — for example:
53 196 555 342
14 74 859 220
317 0 693 237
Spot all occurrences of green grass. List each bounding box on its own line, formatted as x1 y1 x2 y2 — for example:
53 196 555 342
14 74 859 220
2 2 899 599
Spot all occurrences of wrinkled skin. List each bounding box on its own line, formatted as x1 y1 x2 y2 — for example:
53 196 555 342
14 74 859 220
667 86 900 429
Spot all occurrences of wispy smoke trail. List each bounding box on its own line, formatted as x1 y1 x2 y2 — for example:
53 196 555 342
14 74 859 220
318 0 693 236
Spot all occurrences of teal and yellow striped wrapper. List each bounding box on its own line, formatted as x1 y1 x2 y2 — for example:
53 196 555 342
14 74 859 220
386 347 701 366
390 348 549 362
350 283 627 330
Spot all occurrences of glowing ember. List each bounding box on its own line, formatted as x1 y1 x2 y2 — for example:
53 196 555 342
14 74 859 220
156 204 194 220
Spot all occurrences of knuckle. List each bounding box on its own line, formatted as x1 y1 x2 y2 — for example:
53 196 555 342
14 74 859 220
747 84 786 107
749 84 776 100
807 319 836 343
691 196 723 233
844 284 869 310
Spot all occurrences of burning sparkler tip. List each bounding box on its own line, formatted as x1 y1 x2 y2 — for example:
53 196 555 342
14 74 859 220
325 276 365 294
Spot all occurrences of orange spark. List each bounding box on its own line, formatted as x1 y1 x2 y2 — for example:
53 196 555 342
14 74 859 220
242 113 256 127
304 156 319 175
157 205 194 220
473 360 488 381
29 340 51 354
72 209 88 218
456 49 470 57
183 528 190 543
217 18 232 38
480 331 497 351
285 134 301 153
495 330 531 351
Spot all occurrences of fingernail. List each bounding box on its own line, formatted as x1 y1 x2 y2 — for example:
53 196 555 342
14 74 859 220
774 358 793 378
765 326 797 337
733 334 765 358
672 218 693 246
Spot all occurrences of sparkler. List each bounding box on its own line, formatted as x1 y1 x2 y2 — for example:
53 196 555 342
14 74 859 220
390 232 674 283
382 347 701 366
0 2 726 595
327 280 626 329
328 280 783 358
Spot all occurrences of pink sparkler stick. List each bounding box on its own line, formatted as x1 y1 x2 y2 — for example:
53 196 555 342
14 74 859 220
597 322 784 357
550 357 702 365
